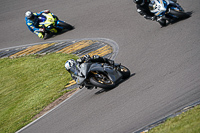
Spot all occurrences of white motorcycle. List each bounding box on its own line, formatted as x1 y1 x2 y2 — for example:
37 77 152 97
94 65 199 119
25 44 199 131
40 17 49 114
149 0 190 21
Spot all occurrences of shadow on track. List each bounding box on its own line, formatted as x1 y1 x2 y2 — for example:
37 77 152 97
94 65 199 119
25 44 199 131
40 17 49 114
95 73 136 95
44 25 75 40
164 11 193 27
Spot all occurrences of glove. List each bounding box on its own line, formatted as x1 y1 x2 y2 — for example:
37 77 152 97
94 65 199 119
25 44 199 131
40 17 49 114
38 33 44 39
39 28 44 32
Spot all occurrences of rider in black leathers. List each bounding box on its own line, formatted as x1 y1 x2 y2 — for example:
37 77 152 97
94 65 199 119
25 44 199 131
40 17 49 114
133 0 178 27
65 55 114 89
77 55 114 66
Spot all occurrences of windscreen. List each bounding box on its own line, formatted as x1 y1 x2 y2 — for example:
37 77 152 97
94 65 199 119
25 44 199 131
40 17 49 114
149 0 156 11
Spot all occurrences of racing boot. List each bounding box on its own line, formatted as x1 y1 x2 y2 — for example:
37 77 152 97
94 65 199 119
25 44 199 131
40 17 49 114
38 33 44 39
86 86 94 90
157 17 166 27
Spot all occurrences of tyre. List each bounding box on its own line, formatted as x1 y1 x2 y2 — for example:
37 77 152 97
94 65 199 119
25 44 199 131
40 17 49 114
58 21 74 30
117 65 130 79
89 73 116 89
169 9 190 19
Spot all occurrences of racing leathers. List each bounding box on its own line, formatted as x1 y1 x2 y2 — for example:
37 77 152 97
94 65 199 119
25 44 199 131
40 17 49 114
67 55 114 89
25 10 57 39
77 55 114 66
135 0 179 27
136 1 156 21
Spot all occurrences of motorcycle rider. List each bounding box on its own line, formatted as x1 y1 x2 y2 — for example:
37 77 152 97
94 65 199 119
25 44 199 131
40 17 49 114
65 55 114 89
133 0 178 27
25 10 58 39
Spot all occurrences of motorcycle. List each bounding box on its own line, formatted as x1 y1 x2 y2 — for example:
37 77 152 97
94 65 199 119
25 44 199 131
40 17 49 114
149 0 190 21
38 12 74 38
72 62 130 90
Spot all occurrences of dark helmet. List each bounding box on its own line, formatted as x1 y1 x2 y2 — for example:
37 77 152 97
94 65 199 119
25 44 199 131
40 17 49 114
133 0 145 5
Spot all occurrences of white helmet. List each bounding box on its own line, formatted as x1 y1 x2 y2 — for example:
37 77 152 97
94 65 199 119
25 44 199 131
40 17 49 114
65 59 75 70
25 11 33 19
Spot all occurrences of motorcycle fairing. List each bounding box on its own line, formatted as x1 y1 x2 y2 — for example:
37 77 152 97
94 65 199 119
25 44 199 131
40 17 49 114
55 20 65 29
89 63 122 83
74 63 122 86
38 13 58 33
150 0 184 18
38 13 55 27
149 0 169 16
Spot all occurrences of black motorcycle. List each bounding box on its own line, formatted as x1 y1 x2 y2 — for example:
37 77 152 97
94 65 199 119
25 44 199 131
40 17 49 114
71 62 130 90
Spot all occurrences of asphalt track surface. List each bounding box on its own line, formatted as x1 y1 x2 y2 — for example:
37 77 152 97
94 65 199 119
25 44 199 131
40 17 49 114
1 0 200 133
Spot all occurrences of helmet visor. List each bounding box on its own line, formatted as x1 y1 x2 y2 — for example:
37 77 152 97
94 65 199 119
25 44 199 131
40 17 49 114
69 62 79 76
149 0 156 11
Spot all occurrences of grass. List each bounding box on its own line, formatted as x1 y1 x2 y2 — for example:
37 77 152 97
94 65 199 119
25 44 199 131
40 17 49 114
0 53 78 133
1 53 199 133
149 105 200 133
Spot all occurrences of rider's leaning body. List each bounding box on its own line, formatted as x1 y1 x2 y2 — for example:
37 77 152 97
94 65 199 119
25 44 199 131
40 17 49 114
25 10 57 39
133 0 179 27
65 55 114 82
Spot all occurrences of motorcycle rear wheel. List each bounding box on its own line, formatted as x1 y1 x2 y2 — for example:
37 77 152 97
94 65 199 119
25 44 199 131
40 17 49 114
58 21 74 30
90 73 116 89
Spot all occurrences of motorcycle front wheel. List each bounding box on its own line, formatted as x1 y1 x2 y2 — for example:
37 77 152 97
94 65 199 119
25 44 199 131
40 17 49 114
169 9 190 19
58 21 74 30
117 65 130 79
89 73 116 89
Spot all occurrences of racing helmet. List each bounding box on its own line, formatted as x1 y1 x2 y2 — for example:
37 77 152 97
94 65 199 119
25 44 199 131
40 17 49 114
25 11 34 19
65 59 75 71
133 0 145 5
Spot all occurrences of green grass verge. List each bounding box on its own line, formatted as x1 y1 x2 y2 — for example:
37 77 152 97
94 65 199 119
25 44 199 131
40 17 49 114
149 105 200 133
0 53 78 133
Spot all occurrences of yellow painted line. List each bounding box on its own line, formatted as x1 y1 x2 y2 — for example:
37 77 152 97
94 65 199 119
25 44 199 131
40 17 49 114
10 43 55 58
28 43 55 55
10 45 39 58
86 45 113 57
98 46 113 56
65 80 77 88
56 40 97 54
